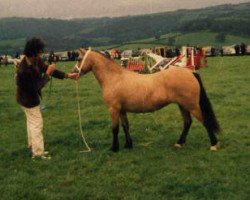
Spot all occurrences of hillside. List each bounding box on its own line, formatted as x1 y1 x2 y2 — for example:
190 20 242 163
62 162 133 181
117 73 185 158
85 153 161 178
1 2 250 54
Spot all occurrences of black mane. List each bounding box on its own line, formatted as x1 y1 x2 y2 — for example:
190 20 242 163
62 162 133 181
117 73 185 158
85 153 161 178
96 50 112 60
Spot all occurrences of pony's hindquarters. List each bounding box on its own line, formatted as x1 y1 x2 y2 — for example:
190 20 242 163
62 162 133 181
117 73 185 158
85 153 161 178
172 69 220 150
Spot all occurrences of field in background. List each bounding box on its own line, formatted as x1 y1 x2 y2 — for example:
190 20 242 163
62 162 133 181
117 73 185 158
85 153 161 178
0 56 249 199
95 32 250 51
2 31 250 55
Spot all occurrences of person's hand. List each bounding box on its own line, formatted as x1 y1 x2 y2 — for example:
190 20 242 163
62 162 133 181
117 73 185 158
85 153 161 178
46 64 56 75
67 73 80 80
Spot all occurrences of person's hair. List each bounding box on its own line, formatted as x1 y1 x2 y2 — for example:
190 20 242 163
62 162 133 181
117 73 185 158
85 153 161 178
23 37 46 57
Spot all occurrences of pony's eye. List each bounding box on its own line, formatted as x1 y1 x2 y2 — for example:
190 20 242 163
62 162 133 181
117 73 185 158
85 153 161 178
77 58 82 62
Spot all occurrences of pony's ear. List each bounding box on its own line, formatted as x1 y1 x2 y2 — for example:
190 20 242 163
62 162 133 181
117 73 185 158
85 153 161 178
79 48 86 55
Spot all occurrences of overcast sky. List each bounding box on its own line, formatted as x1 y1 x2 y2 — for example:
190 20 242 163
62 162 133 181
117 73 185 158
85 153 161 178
0 0 250 19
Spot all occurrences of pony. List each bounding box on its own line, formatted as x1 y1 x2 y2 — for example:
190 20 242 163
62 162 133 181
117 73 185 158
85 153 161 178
73 48 220 152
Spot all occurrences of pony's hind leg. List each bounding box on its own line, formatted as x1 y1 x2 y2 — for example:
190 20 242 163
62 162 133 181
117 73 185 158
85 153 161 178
175 105 192 148
190 105 218 151
192 72 220 151
109 107 120 152
120 112 133 149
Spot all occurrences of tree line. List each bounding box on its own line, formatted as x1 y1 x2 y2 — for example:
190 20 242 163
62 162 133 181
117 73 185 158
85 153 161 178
1 3 250 54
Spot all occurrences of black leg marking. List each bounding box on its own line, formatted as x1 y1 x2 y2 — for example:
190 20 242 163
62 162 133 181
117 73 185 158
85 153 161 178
120 112 133 149
111 125 119 152
177 105 192 145
207 130 218 146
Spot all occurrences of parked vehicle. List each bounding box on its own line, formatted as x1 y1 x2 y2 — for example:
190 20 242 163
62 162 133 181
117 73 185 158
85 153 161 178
222 45 236 55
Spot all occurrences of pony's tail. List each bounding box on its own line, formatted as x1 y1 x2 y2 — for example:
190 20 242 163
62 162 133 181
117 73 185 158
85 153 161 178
193 72 221 134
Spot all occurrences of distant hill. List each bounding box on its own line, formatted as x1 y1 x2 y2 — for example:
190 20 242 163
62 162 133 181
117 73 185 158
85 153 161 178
1 2 250 55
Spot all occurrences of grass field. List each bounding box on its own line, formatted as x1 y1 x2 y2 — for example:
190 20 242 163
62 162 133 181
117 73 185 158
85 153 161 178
0 56 249 199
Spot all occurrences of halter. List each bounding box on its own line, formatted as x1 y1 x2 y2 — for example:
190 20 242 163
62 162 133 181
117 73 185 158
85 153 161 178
74 49 91 74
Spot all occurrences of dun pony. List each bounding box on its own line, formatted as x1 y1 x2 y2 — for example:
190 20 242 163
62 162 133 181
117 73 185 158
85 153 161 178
74 49 220 152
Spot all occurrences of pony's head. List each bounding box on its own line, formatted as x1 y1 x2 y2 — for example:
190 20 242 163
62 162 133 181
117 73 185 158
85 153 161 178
73 48 92 76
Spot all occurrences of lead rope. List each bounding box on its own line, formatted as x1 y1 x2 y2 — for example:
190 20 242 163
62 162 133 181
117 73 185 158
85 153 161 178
75 49 92 152
75 80 91 152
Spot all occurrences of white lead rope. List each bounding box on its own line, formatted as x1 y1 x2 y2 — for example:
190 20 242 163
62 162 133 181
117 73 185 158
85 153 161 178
75 49 92 152
75 80 91 152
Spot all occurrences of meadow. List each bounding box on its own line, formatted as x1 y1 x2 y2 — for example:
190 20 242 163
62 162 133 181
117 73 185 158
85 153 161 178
0 56 249 200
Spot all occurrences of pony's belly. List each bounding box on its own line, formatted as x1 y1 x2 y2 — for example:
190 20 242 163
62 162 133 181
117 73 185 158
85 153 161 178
123 100 169 113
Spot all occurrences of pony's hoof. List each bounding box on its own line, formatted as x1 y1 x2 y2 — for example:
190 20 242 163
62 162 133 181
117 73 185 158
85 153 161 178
174 143 185 148
124 144 133 149
110 146 119 152
210 146 217 151
210 143 219 151
124 140 133 149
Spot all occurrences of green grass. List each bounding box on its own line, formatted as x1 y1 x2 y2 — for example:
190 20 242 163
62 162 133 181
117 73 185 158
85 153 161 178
0 56 250 199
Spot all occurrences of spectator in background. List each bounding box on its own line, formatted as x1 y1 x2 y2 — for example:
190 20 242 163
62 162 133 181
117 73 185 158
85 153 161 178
211 47 216 57
48 51 55 64
195 46 202 55
234 44 240 56
240 43 246 56
75 51 79 60
71 51 77 61
175 47 180 56
67 51 72 61
220 47 224 57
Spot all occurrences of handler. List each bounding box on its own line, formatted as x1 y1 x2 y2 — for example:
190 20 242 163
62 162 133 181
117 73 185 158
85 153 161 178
16 37 79 160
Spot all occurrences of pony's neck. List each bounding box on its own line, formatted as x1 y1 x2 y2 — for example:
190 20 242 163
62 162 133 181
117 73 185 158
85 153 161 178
90 52 124 88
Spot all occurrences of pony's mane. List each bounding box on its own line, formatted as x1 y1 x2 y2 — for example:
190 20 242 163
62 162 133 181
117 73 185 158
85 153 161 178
94 50 124 73
95 50 112 60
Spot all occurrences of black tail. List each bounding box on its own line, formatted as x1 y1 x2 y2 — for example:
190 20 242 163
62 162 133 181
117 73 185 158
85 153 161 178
193 72 221 133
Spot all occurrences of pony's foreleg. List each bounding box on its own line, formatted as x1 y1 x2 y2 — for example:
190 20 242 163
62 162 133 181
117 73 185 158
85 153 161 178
109 108 120 152
120 112 133 149
175 105 192 148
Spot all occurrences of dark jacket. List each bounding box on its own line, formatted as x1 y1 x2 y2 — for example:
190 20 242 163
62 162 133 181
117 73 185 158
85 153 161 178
16 57 66 108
